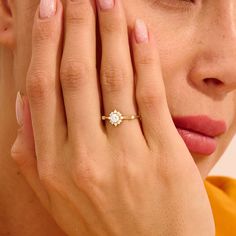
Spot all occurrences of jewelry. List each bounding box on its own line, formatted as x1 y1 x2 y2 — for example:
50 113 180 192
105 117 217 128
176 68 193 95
102 109 141 127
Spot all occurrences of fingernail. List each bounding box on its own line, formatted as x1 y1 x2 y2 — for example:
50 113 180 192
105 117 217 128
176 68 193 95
11 136 20 156
98 0 114 10
16 91 24 127
40 0 56 19
134 19 149 44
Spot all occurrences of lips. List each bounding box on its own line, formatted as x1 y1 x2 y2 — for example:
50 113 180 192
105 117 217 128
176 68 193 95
172 116 227 155
172 116 227 138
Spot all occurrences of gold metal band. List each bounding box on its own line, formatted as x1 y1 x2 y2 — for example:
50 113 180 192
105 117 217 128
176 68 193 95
101 115 141 120
101 109 141 127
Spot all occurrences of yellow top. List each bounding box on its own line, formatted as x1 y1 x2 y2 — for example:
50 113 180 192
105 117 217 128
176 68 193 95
204 176 236 236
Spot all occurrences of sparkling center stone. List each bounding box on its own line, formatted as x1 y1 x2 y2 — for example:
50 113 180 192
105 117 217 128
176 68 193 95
109 110 123 126
110 113 120 123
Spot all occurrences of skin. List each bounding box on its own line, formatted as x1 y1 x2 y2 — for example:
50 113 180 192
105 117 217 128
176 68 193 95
0 0 236 235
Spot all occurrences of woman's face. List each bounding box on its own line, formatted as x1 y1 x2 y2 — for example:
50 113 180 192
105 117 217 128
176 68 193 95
15 0 236 178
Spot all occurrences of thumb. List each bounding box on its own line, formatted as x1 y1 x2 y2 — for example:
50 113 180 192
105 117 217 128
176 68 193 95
11 92 35 163
11 92 50 211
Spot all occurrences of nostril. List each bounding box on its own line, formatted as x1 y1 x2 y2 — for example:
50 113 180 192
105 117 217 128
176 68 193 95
204 78 224 87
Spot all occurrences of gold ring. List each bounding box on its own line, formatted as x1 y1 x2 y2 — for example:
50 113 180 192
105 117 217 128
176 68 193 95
102 109 141 127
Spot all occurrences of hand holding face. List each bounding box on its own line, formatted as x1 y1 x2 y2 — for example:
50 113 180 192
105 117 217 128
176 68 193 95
11 0 215 235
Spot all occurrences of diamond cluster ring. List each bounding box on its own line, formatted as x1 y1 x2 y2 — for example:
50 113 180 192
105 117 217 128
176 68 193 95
102 109 141 127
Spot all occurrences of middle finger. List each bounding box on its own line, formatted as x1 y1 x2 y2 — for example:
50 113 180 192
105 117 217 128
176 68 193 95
61 0 104 141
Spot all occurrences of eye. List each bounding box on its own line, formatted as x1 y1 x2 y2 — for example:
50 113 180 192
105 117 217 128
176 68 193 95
150 0 196 11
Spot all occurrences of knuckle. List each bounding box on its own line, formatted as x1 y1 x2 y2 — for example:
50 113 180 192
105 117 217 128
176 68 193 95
60 60 91 91
11 151 26 166
27 69 54 103
39 169 55 189
101 18 123 34
72 162 100 193
11 131 36 167
38 164 62 192
101 66 129 93
137 88 162 109
66 1 91 26
137 54 155 66
71 165 106 206
70 148 106 193
33 20 58 44
11 152 35 169
118 157 138 178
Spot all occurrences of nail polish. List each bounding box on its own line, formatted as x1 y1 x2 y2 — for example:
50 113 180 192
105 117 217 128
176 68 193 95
98 0 114 10
40 0 56 19
15 91 24 127
134 19 149 44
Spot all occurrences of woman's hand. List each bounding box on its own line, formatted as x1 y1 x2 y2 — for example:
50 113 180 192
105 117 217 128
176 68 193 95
11 0 215 235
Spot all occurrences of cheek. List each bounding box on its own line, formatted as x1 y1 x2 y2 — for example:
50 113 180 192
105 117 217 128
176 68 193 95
124 3 199 80
149 15 197 67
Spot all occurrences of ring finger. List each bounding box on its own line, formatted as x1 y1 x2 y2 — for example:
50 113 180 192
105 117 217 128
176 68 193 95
97 0 144 145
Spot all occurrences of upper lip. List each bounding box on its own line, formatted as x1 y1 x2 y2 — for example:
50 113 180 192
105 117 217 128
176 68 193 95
172 115 227 138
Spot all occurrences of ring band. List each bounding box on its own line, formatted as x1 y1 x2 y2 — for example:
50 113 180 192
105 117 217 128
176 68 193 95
102 109 141 127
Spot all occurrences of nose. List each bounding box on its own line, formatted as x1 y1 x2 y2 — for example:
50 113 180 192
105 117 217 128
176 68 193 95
189 5 236 98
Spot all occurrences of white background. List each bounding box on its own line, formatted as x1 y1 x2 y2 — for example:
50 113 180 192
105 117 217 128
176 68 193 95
210 135 236 178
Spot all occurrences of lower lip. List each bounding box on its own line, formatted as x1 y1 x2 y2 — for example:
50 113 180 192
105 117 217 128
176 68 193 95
177 128 217 155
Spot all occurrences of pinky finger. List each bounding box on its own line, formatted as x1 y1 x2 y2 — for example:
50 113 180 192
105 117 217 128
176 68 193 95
131 19 175 150
11 93 51 212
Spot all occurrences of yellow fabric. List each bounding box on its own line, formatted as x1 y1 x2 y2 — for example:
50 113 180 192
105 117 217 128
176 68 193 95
204 176 236 236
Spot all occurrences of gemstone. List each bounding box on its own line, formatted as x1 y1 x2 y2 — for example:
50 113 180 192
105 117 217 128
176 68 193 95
110 114 119 123
109 110 122 126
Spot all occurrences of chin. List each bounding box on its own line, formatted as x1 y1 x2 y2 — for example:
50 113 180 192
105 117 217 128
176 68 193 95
191 152 220 179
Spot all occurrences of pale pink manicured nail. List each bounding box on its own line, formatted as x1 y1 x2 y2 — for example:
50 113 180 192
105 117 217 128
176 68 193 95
16 91 24 127
40 0 56 18
98 0 114 10
134 19 149 44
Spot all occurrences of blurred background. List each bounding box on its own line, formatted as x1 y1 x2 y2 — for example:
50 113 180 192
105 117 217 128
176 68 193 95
210 135 236 178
